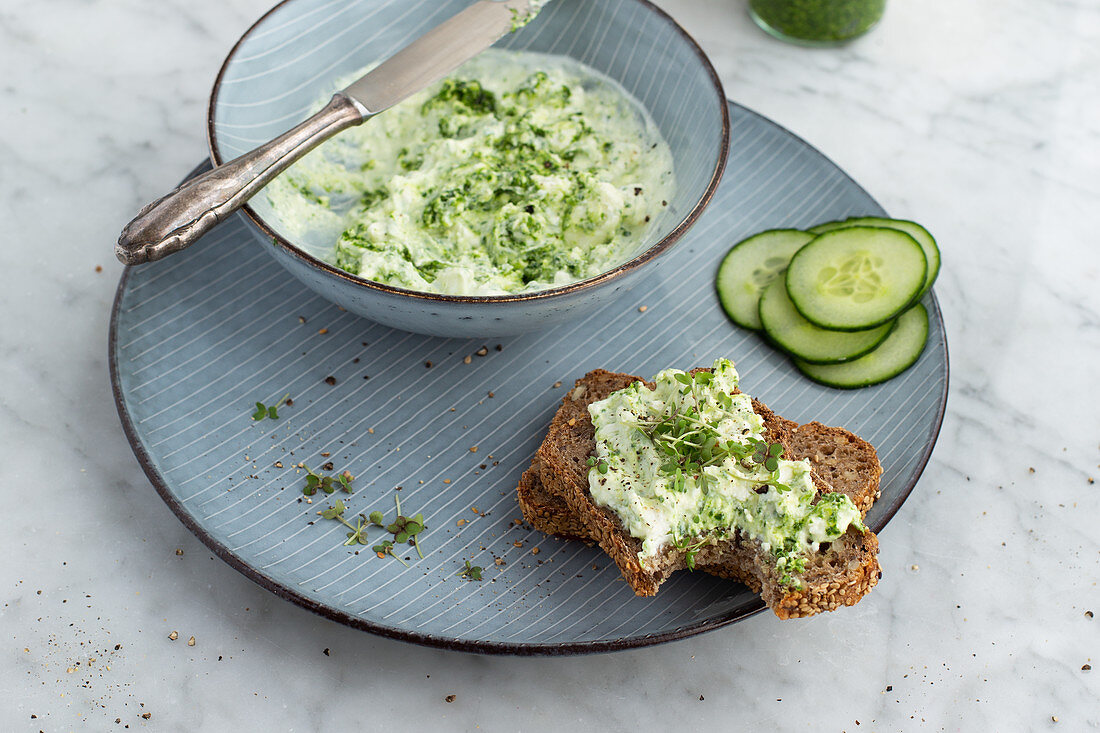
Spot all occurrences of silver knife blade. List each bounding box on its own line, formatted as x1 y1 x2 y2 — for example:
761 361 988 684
343 0 534 117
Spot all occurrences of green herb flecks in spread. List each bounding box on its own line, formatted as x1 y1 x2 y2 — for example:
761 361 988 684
509 0 551 32
587 358 865 587
264 50 675 296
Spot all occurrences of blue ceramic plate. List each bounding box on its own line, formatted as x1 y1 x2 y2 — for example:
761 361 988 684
111 101 948 655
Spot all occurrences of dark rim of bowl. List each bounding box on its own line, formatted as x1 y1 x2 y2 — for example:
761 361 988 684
206 0 730 305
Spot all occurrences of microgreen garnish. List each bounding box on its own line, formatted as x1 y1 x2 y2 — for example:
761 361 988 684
315 490 427 563
673 535 712 571
625 370 787 492
586 456 609 474
318 499 371 546
752 441 786 473
344 518 370 547
252 393 289 421
319 500 345 520
457 560 483 581
371 540 408 567
385 493 426 559
302 466 354 496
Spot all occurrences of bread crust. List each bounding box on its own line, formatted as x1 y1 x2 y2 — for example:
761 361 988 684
522 369 883 618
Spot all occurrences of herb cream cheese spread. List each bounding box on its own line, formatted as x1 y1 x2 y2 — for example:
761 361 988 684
510 0 551 30
264 49 675 296
587 359 865 586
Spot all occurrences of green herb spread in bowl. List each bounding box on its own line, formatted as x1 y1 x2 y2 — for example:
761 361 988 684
265 50 675 297
209 0 728 337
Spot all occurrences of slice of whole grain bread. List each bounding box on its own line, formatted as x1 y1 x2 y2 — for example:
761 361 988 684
785 422 883 514
519 466 880 617
523 369 883 618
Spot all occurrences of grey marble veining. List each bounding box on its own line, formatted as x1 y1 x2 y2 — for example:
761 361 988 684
1 0 1098 730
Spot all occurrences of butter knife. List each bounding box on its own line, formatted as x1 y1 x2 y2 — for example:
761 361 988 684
116 0 537 266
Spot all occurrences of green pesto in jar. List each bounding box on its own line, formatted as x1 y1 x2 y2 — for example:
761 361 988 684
750 0 885 44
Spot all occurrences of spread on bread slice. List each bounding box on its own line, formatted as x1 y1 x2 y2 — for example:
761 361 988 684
519 359 883 619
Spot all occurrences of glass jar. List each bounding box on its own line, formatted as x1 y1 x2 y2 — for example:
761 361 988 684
749 0 886 46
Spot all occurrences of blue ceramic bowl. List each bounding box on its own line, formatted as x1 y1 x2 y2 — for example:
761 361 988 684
208 0 728 337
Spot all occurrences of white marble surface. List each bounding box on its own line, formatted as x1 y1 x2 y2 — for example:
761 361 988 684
2 0 1098 730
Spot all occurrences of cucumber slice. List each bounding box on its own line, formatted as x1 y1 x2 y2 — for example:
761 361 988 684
758 279 895 364
795 304 929 388
785 227 926 331
807 217 940 300
806 221 845 235
715 229 814 330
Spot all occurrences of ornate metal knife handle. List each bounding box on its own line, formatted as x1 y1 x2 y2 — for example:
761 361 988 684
116 94 366 266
